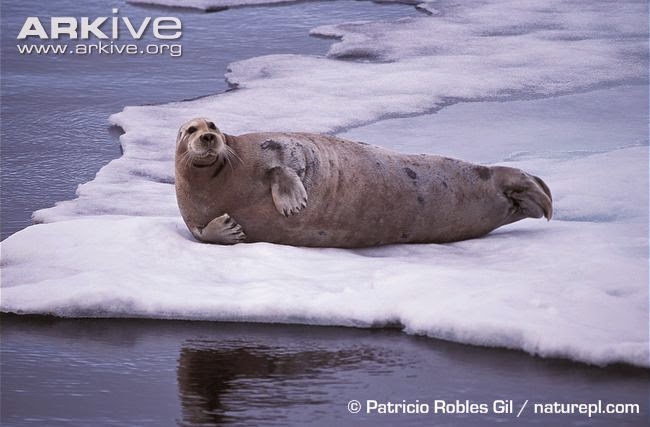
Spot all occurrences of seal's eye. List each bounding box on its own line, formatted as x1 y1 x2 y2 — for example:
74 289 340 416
207 122 217 130
187 126 197 134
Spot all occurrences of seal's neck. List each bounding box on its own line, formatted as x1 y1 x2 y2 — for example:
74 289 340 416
224 133 239 152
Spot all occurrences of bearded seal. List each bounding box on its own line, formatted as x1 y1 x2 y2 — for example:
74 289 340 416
175 118 552 248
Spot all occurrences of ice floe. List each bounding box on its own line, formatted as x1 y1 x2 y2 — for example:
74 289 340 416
2 214 647 367
128 0 307 12
2 0 648 367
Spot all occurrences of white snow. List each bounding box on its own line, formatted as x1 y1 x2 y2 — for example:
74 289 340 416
128 0 307 11
312 0 648 63
2 211 647 367
341 85 649 164
126 0 427 11
2 0 648 367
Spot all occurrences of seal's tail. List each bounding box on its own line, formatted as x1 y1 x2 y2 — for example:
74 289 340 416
493 166 553 221
530 175 553 220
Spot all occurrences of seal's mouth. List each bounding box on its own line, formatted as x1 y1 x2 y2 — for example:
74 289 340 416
193 156 220 168
190 150 221 167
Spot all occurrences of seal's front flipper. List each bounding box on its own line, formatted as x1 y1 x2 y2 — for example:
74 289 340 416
269 166 308 217
190 213 246 244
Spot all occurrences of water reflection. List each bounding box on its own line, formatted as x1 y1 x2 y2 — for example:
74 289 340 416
177 341 365 425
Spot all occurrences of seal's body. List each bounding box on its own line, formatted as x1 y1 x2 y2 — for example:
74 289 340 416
175 118 552 248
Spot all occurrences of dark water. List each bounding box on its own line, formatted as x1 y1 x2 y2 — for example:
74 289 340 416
1 315 647 426
0 0 417 240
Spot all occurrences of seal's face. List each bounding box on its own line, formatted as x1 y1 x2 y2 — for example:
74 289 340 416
176 118 228 168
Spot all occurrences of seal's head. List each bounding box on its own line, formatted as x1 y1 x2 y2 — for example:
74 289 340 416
176 118 228 168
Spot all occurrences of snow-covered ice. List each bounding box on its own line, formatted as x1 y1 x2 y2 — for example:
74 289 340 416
313 0 648 63
341 86 649 164
128 0 309 11
127 0 427 12
2 214 647 367
1 0 648 367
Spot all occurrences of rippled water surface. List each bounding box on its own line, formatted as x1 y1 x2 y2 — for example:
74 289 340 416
0 0 417 240
1 315 647 426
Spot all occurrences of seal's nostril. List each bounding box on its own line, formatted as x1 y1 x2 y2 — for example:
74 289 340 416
200 133 215 145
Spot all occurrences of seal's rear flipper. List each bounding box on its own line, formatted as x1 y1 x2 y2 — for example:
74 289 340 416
190 213 246 244
493 167 553 222
269 166 308 217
